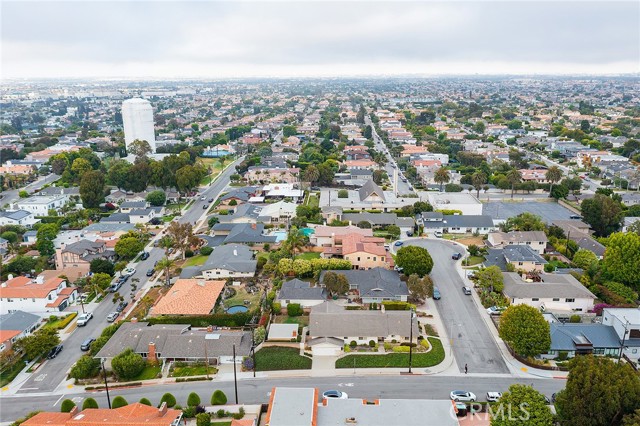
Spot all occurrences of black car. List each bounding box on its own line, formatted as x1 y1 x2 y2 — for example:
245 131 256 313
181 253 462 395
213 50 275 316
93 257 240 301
141 252 150 260
146 269 154 277
47 344 63 359
452 253 462 260
80 338 95 351
116 301 128 313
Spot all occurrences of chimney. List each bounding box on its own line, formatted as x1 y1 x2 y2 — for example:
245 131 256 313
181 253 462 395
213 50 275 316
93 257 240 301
131 317 138 323
7 274 13 281
251 223 256 230
207 325 213 332
148 342 157 362
158 402 167 416
69 406 79 417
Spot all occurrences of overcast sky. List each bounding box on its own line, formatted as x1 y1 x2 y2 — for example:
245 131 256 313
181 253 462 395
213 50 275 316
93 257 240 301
2 1 639 79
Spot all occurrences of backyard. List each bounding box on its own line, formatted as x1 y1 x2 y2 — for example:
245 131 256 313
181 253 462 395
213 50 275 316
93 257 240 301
218 286 262 312
335 337 445 368
182 255 208 268
273 315 309 327
305 193 319 208
255 346 311 371
295 252 321 261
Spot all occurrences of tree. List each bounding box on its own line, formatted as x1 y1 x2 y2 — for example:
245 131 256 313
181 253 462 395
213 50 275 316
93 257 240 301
115 237 144 260
395 246 433 277
434 167 450 192
82 398 99 410
471 171 487 199
337 189 348 198
187 392 201 407
490 384 553 426
70 355 101 379
601 232 640 289
176 164 206 194
323 272 349 295
563 176 582 199
501 213 545 232
146 190 166 206
499 305 550 357
111 396 128 409
166 221 199 259
128 139 152 159
623 410 640 426
107 160 132 190
208 216 219 228
316 162 335 185
90 258 115 276
139 398 152 406
155 257 176 286
211 390 227 405
284 226 306 258
111 348 145 380
475 266 504 293
545 166 563 198
88 272 112 296
506 169 522 199
386 225 400 239
581 194 624 237
5 255 38 275
407 274 430 302
550 183 569 200
555 356 640 426
36 223 59 256
196 413 210 426
572 249 598 271
412 201 433 214
303 165 319 184
60 399 76 413
160 393 177 408
14 328 60 360
70 158 92 182
79 170 105 208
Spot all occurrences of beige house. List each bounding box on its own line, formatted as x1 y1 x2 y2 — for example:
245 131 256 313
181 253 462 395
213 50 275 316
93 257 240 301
54 240 115 275
322 233 393 270
487 231 548 254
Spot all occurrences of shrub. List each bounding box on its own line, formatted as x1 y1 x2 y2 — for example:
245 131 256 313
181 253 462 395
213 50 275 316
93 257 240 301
338 189 348 198
82 398 98 410
185 250 194 258
557 351 569 361
211 390 227 405
369 340 376 348
187 392 201 407
195 412 211 426
569 315 581 323
111 348 145 380
392 346 411 353
349 340 357 347
271 302 282 313
287 303 303 317
112 396 128 409
70 355 101 379
139 398 152 406
182 406 196 419
160 393 177 408
216 409 226 418
60 399 76 413
199 246 213 256
231 407 246 420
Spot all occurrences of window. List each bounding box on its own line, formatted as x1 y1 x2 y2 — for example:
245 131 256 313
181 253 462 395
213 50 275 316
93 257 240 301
518 262 523 266
358 337 364 340
565 298 575 303
216 271 220 275
532 298 539 301
552 298 560 302
7 299 12 302
373 257 377 261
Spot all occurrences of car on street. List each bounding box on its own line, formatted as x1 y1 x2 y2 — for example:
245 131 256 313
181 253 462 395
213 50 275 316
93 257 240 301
47 344 63 359
486 392 502 402
452 253 462 260
322 390 348 399
116 301 128 313
208 198 214 203
450 391 476 402
200 196 207 201
487 306 506 315
106 312 119 322
433 287 441 300
76 313 93 326
203 204 209 209
81 338 96 351
146 268 154 277
140 251 150 260
434 231 443 237
123 267 136 277
109 281 123 293
394 241 404 247
462 286 472 295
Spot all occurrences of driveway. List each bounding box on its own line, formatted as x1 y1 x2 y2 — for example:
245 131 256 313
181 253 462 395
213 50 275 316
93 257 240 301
400 239 509 375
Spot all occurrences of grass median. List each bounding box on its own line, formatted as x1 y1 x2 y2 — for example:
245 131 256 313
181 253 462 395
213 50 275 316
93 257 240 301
336 337 445 369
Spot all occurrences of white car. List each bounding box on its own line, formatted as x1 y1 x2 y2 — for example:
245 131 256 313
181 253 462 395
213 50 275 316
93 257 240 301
200 196 207 201
487 306 506 315
76 312 93 327
434 231 443 238
450 391 476 402
322 390 348 399
486 392 502 402
123 268 136 277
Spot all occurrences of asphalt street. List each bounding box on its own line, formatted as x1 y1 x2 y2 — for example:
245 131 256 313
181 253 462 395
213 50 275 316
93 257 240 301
401 239 510 375
0 174 61 207
0 375 565 421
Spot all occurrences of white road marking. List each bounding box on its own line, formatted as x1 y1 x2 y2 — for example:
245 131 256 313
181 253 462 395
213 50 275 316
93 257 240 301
53 394 64 407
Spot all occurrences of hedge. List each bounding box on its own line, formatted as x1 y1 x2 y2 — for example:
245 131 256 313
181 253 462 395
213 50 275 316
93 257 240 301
381 301 416 311
147 310 258 327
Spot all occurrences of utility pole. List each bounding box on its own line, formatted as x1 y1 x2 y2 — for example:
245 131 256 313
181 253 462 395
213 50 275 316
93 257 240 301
408 308 415 374
101 360 111 409
232 344 238 404
618 319 630 362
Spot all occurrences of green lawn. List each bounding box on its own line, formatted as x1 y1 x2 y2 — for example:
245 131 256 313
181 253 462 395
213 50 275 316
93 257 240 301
221 287 261 311
336 337 445 368
0 358 26 387
255 346 311 371
42 313 78 330
211 422 232 426
465 256 485 266
306 194 319 208
131 364 161 381
171 364 218 377
296 252 321 260
183 255 208 267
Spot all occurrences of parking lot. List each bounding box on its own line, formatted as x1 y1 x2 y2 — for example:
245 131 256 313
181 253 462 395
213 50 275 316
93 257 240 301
482 201 576 224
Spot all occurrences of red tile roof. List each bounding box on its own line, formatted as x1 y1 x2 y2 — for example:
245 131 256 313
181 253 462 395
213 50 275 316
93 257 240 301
23 403 182 426
150 279 225 316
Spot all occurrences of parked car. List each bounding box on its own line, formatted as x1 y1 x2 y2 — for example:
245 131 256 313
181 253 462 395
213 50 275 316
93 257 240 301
486 392 502 402
109 281 123 293
434 231 443 237
462 286 472 295
433 287 441 300
123 268 136 277
452 253 462 260
200 196 207 201
450 391 476 402
203 204 209 209
406 231 413 237
76 313 93 327
466 270 476 279
47 344 63 359
106 312 119 322
116 301 128 313
146 268 154 277
322 390 348 399
81 338 96 351
393 265 404 273
140 252 150 260
487 306 506 315
208 198 214 203
394 241 404 247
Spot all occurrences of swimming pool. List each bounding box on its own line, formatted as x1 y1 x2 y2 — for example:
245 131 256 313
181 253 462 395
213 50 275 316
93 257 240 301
300 227 315 237
271 231 287 242
227 305 249 314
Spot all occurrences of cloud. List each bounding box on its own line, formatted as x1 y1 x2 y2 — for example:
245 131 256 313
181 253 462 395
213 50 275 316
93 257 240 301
2 1 638 78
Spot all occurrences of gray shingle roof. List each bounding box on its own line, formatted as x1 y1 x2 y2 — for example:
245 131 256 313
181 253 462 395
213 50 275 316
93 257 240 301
278 279 326 301
120 201 147 209
0 310 40 331
502 272 596 299
502 245 547 264
0 210 31 221
319 268 409 299
223 223 277 244
443 215 495 228
202 244 257 274
342 212 415 228
358 180 386 202
550 323 621 351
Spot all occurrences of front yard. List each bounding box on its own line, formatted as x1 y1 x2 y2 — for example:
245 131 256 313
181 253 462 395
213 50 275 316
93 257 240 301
335 337 445 368
255 346 311 371
183 255 208 267
131 364 161 381
170 362 218 377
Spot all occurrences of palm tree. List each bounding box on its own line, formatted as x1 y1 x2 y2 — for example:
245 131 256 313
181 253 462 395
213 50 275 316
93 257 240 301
434 167 450 192
155 257 175 286
545 166 563 198
506 169 523 199
285 226 306 258
471 172 487 199
303 166 319 184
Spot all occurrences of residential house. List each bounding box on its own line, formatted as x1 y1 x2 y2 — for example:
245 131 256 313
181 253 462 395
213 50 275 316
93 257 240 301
321 233 393 270
95 321 251 364
128 208 157 224
487 231 548 254
22 230 37 244
276 278 327 309
119 201 148 213
484 246 547 272
0 210 40 228
519 169 551 183
149 279 225 316
245 167 300 184
602 308 640 361
15 195 69 215
340 212 415 236
22 403 182 426
424 192 483 215
257 201 297 224
200 244 257 279
55 240 115 274
267 323 300 341
0 275 77 316
502 272 596 313
260 183 304 201
551 220 605 258
358 180 385 203
319 268 409 303
0 310 41 352
544 323 621 359
309 225 373 247
215 203 262 224
417 214 496 235
215 223 278 245
219 187 260 206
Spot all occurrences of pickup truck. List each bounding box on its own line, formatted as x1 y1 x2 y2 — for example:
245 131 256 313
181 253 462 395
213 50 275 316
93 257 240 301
76 313 93 327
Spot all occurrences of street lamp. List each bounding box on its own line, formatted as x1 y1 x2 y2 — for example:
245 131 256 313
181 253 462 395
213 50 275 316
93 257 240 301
408 308 416 374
